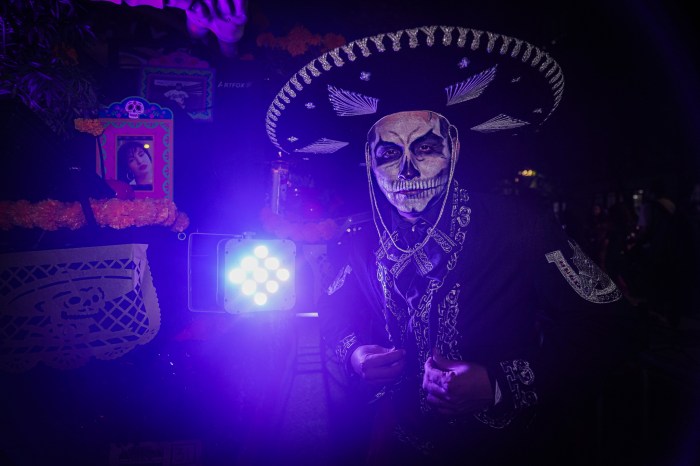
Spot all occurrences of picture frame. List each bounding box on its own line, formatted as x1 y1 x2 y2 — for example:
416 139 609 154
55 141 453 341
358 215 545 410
97 96 174 200
141 66 214 121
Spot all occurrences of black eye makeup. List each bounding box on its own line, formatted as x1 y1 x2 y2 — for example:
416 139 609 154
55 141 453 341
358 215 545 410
409 133 445 157
373 142 403 164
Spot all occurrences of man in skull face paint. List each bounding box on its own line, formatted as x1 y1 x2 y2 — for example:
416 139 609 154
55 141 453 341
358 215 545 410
368 111 456 220
357 110 495 417
265 24 643 465
317 109 642 465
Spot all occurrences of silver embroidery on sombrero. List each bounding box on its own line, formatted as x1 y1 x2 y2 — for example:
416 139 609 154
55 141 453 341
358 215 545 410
445 65 498 106
327 85 379 116
545 241 622 303
340 42 358 61
293 138 349 154
405 28 419 48
369 34 386 52
277 90 290 104
297 67 312 84
282 83 296 99
266 25 566 155
471 114 530 132
306 59 321 77
289 75 303 91
387 30 404 51
420 26 438 46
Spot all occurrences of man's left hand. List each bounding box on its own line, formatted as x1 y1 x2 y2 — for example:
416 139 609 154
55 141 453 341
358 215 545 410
422 348 493 416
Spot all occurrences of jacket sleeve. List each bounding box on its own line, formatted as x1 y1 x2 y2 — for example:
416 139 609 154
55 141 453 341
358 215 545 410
317 228 389 380
476 199 644 429
528 202 644 409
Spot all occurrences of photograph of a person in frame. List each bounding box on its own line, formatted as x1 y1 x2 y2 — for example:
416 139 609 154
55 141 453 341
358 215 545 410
117 140 154 190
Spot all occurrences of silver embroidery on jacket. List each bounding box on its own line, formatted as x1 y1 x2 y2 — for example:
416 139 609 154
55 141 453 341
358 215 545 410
377 262 406 349
335 332 357 362
327 264 352 296
474 359 537 429
436 284 461 360
474 406 517 429
501 359 538 408
375 182 471 414
545 240 622 303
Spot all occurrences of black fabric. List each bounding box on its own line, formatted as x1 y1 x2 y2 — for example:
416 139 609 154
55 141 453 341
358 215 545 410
318 183 644 463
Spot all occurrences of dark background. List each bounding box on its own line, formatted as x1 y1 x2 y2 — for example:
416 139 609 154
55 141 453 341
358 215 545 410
1 1 699 465
2 0 698 233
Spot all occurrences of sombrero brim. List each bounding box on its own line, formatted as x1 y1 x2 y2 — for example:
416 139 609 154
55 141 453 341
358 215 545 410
265 25 564 159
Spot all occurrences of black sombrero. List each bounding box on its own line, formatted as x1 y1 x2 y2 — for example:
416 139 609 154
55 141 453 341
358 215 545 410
265 25 564 158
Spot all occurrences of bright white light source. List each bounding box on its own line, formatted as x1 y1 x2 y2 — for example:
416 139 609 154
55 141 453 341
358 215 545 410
253 245 269 258
276 268 290 281
241 256 258 270
228 268 245 284
252 268 269 283
241 279 257 295
253 292 268 305
221 238 296 313
264 257 280 270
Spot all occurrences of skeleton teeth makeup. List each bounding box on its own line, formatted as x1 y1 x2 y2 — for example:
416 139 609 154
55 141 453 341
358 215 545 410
368 111 456 218
378 174 449 195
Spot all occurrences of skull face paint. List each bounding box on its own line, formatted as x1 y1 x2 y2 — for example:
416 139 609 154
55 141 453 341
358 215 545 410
368 111 455 219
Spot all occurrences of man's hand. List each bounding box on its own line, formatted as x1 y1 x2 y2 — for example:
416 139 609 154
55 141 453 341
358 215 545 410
422 348 493 416
350 345 406 387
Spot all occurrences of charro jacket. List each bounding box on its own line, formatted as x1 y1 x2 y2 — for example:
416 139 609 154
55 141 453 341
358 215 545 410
319 180 639 457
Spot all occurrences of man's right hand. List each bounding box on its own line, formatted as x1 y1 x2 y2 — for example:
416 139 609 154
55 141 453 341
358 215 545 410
350 345 406 386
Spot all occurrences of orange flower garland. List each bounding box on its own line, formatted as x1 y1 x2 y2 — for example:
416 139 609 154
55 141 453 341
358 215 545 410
256 25 346 57
74 118 106 136
0 198 189 232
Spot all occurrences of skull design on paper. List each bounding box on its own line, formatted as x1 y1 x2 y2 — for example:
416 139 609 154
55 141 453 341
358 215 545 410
0 246 161 371
125 100 145 119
